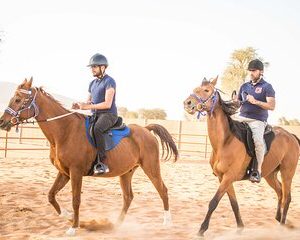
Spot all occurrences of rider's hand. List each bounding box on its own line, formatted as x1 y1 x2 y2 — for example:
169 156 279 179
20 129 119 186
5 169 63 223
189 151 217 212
72 102 80 109
78 102 89 110
246 94 257 104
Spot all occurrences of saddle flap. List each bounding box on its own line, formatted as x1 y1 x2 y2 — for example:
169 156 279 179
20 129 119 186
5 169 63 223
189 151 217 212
85 116 130 151
229 118 275 158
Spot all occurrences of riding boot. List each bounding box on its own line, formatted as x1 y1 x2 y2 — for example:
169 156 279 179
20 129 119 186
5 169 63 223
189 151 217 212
93 134 110 175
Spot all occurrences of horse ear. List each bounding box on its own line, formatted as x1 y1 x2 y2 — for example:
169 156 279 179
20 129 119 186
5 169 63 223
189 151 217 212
22 77 33 89
18 78 27 89
210 75 218 86
201 77 209 86
22 78 27 85
27 77 33 87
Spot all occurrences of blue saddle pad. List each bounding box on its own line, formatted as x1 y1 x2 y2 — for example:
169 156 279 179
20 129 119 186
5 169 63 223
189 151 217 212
85 117 130 151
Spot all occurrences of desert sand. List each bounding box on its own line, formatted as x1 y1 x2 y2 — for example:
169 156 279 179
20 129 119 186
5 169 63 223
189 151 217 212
1 152 300 240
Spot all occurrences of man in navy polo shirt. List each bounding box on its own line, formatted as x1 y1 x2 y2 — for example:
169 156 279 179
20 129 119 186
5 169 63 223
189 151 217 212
72 53 118 175
237 59 275 183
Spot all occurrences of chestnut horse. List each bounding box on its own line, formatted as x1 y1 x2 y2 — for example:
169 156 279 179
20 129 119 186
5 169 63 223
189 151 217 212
0 78 178 235
184 76 300 236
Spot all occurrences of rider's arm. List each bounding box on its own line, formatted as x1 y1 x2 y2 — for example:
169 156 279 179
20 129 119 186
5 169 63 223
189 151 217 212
247 95 275 110
92 88 115 110
80 88 115 110
255 97 275 110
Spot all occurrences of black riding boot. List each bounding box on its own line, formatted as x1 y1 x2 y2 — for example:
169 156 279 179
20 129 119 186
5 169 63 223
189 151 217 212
93 134 110 175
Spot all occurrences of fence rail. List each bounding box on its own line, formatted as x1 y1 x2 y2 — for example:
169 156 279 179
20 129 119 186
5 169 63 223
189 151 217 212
0 123 211 160
1 119 300 160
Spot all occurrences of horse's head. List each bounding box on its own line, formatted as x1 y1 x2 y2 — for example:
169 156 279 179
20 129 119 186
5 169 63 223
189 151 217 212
0 77 38 131
183 76 218 115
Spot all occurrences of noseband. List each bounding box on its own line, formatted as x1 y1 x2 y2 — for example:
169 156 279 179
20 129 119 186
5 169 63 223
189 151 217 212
5 88 39 125
190 90 218 118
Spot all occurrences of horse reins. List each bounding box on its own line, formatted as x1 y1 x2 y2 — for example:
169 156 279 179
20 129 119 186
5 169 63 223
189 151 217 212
4 87 76 132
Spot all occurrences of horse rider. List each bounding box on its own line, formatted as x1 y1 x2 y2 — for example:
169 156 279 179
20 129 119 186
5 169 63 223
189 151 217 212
72 53 118 175
236 59 276 183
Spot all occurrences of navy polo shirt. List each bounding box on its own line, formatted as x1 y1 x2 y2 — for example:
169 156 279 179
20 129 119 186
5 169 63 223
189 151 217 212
238 79 275 122
88 74 117 115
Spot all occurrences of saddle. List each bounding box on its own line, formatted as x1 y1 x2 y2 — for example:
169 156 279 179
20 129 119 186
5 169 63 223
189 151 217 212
228 117 275 180
85 116 130 151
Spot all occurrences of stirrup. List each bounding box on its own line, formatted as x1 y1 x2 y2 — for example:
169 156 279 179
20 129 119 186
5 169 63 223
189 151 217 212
93 162 110 175
249 170 261 183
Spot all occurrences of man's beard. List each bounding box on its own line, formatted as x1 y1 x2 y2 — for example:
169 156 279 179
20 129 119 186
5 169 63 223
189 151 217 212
251 75 260 83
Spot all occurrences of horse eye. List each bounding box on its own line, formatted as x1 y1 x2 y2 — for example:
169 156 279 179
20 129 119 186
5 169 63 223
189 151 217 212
204 89 209 92
15 98 21 103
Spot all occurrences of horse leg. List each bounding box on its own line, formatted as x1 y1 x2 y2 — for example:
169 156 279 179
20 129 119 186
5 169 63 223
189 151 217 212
280 172 293 224
198 175 232 236
226 183 244 229
116 167 138 226
66 169 83 236
140 163 171 226
264 171 282 222
48 172 70 215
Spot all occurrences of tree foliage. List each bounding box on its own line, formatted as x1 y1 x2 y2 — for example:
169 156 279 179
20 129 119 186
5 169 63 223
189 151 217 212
138 108 167 120
118 107 167 119
278 117 300 126
221 47 263 97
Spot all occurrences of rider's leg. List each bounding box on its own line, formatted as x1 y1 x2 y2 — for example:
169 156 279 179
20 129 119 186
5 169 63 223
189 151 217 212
248 120 267 181
93 113 118 174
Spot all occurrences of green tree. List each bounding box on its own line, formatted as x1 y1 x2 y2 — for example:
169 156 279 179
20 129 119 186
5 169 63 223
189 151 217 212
221 47 267 97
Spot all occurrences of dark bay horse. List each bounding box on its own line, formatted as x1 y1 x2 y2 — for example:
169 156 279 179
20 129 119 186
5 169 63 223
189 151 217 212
0 78 178 235
184 76 300 236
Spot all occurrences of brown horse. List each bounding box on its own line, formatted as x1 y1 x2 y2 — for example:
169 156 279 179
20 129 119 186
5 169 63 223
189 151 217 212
184 76 300 236
0 78 178 235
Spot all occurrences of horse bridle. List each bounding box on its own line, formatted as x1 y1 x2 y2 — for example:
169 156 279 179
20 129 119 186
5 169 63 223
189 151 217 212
189 89 218 118
4 87 76 131
5 88 39 125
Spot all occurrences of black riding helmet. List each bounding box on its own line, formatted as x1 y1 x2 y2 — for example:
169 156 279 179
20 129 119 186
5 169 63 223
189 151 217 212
87 53 108 67
248 59 264 71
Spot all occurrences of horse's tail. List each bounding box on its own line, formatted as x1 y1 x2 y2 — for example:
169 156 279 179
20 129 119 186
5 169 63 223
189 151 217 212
145 124 179 161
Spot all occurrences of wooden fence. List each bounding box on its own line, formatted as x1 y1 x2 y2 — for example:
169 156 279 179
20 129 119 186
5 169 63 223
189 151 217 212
1 119 300 160
0 120 212 160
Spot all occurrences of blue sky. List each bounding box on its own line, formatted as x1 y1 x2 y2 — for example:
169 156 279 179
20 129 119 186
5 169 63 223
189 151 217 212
0 0 300 122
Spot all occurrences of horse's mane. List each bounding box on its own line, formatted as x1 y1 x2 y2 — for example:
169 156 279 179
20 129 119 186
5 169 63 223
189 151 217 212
217 91 240 116
38 87 83 119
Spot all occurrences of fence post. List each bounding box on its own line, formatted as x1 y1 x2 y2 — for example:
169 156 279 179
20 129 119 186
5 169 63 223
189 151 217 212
5 131 8 158
19 124 23 144
177 120 182 152
204 135 208 160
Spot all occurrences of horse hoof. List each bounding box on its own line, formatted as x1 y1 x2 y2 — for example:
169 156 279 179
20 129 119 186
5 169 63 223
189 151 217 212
197 230 204 237
66 227 76 236
60 209 73 220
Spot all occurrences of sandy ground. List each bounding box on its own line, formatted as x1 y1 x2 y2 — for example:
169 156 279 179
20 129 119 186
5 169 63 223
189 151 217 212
1 153 300 240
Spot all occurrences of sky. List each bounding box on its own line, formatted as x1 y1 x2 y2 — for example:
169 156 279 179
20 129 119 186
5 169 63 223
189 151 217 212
0 0 300 123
